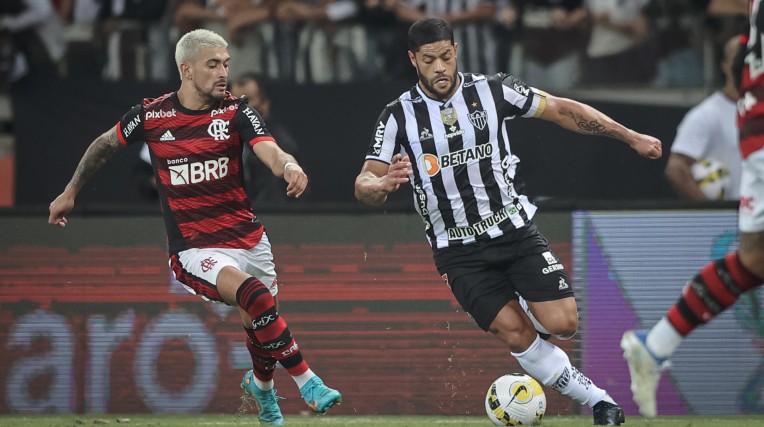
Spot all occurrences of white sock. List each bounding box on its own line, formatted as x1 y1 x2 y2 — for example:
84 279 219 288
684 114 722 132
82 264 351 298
512 335 609 408
292 368 316 389
254 378 274 391
646 317 682 360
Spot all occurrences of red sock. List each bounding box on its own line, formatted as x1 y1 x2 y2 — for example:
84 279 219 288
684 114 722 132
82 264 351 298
245 328 277 381
236 277 309 375
667 253 761 336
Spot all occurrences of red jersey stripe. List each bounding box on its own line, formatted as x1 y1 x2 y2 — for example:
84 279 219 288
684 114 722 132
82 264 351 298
185 226 264 250
167 187 248 211
178 211 255 237
150 137 241 158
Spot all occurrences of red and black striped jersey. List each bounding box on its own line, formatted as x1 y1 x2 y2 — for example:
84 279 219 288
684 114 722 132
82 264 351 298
116 92 275 253
738 0 764 158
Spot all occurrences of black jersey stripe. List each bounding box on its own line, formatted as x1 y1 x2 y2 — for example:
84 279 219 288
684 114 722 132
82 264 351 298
396 95 439 244
174 201 253 223
158 173 244 200
488 77 515 201
155 172 184 253
439 102 482 228
413 95 458 233
462 82 505 214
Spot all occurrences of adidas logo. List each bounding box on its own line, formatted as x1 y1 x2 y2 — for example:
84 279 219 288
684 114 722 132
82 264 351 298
160 130 175 141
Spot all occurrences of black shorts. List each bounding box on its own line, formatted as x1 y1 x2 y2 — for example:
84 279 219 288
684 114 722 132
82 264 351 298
433 221 574 331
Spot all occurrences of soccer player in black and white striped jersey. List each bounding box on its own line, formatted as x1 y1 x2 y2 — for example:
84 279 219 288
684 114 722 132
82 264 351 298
355 18 662 426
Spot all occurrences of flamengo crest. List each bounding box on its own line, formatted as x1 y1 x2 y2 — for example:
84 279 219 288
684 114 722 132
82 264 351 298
208 119 230 141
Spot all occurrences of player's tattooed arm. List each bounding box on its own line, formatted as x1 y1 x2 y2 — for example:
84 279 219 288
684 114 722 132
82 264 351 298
65 125 123 194
565 111 623 139
49 125 123 227
540 95 626 139
539 94 662 159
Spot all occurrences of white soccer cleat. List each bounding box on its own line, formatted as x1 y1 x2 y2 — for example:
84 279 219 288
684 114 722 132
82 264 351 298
621 329 663 418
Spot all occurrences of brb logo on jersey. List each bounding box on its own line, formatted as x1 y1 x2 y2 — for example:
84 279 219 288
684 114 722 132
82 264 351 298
419 143 493 176
208 119 230 141
168 157 229 185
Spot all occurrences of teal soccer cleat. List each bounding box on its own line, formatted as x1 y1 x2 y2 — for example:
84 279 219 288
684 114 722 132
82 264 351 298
299 376 342 414
241 370 285 426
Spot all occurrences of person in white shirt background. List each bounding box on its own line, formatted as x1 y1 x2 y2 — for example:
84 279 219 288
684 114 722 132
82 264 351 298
664 36 742 201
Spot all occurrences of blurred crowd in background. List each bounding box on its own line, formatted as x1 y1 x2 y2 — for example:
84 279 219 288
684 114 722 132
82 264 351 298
0 0 750 90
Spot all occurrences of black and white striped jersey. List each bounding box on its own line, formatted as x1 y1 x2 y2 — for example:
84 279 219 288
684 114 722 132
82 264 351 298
365 72 548 249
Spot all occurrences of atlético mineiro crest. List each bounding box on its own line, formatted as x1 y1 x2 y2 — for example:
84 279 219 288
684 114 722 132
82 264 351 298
468 110 487 130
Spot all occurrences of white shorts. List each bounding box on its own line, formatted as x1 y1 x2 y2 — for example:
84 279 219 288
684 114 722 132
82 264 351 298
739 149 764 233
169 233 278 303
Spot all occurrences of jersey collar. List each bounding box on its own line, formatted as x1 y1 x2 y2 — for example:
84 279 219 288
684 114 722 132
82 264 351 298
171 91 229 115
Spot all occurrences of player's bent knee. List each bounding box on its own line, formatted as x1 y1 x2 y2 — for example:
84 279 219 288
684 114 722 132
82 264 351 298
544 315 578 340
550 325 578 340
553 329 578 340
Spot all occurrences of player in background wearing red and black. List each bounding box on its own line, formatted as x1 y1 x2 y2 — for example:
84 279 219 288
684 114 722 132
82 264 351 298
48 29 340 426
622 0 764 418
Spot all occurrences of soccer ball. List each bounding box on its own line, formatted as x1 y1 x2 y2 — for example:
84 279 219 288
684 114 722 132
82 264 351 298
690 158 730 200
485 374 546 426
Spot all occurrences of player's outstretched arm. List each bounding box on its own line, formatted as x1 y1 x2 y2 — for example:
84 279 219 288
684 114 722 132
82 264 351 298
48 125 123 227
355 154 413 206
539 94 663 159
252 140 308 198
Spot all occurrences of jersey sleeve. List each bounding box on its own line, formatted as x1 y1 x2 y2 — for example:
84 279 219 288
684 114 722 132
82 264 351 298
365 106 400 165
235 102 276 148
116 103 145 145
499 74 547 119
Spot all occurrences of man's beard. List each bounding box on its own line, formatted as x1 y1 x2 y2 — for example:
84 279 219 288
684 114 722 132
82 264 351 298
195 83 225 103
418 70 458 101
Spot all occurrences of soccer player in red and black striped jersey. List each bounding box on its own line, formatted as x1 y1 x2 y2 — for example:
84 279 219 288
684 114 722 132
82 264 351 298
621 0 764 419
48 29 341 425
356 18 662 426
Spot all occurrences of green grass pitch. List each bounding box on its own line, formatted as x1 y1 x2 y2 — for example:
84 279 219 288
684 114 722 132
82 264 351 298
1 415 764 427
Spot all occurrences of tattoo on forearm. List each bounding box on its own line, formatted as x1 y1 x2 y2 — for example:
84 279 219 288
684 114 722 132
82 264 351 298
69 129 122 190
568 112 621 138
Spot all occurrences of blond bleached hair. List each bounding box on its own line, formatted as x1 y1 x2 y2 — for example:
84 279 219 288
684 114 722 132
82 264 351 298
174 29 228 80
